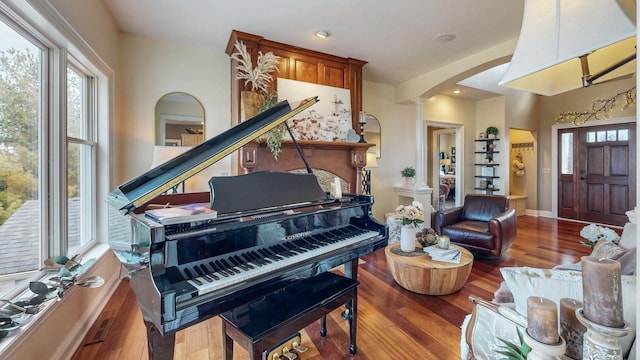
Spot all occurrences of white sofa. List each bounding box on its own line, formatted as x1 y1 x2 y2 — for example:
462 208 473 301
461 221 637 360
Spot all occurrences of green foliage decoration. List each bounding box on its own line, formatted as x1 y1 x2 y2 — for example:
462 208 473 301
496 328 531 360
486 126 499 136
400 167 415 178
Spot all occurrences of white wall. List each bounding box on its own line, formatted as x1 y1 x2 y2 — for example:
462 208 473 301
116 34 232 186
362 81 415 220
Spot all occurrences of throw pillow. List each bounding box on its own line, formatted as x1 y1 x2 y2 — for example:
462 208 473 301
492 281 514 303
500 267 636 358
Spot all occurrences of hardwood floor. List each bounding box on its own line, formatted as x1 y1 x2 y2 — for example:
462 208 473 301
71 216 593 360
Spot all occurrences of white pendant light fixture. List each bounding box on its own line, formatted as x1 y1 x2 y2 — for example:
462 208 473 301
499 0 636 96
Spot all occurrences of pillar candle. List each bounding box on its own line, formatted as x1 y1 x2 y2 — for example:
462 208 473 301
560 298 586 359
581 256 624 328
527 296 559 345
333 177 342 199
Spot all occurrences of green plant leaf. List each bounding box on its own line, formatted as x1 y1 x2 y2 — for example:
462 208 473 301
29 281 49 295
53 256 69 265
29 295 45 305
57 267 72 278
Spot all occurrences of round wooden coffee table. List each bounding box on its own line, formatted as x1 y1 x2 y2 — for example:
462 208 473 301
385 243 473 295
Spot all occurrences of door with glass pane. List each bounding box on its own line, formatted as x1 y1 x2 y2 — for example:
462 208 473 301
558 124 636 226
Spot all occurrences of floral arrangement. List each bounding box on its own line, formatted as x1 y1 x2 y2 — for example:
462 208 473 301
579 223 620 249
400 166 415 178
231 41 286 159
230 40 280 93
395 201 424 227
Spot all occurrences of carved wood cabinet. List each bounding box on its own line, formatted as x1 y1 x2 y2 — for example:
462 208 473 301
225 30 367 130
225 30 371 193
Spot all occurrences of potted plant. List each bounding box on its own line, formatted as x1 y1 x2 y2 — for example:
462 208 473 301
401 166 415 187
486 126 499 139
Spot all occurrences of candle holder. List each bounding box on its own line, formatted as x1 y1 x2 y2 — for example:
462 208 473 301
523 330 566 360
576 308 631 360
358 111 367 143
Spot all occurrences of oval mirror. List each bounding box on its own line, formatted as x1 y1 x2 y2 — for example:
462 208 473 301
155 92 205 146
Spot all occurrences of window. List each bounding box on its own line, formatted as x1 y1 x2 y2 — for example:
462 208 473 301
0 19 43 292
0 9 105 296
66 66 96 255
560 132 573 175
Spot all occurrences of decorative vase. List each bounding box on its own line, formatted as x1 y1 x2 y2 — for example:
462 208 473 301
403 177 415 188
400 225 416 252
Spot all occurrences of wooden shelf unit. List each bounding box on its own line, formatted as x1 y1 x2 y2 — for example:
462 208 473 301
474 137 500 194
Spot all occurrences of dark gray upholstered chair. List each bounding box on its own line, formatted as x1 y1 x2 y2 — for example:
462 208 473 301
433 194 517 257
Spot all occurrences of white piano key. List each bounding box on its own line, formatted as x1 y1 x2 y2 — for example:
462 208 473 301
187 229 379 296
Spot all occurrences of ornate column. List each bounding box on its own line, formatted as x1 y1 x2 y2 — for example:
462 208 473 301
413 98 428 189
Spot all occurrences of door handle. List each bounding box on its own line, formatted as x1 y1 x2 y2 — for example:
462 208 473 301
580 176 587 180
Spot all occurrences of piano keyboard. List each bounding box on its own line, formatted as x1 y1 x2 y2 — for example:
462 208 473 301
183 225 380 296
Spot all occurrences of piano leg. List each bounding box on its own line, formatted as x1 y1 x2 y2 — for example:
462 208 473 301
343 258 358 354
145 321 176 360
341 258 359 320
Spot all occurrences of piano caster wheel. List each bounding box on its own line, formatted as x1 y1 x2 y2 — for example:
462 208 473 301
341 308 352 320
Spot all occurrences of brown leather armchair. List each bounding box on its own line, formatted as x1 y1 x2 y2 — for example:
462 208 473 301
433 194 517 257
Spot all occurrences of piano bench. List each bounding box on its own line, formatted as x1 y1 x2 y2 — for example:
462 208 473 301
220 271 359 360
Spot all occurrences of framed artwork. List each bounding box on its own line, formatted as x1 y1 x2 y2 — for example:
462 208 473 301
277 78 352 141
451 156 456 163
451 146 456 155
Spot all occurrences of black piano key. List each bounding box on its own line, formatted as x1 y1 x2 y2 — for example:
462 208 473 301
215 260 235 276
242 252 263 267
220 259 241 274
233 255 254 270
229 256 250 271
210 261 230 277
272 244 292 257
250 250 271 264
259 248 280 261
200 264 219 280
183 268 202 285
284 241 305 253
193 266 213 282
293 238 313 251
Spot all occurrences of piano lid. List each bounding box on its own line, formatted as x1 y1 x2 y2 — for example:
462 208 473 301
107 97 319 214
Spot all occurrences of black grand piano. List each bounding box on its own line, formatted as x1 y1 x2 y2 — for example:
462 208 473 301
107 97 388 359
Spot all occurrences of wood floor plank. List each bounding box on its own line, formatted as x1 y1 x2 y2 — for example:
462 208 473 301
71 216 594 359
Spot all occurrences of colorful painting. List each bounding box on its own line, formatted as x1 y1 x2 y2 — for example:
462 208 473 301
277 78 352 141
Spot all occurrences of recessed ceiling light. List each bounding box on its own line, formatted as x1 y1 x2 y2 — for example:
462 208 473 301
453 90 461 94
436 33 456 43
314 30 331 39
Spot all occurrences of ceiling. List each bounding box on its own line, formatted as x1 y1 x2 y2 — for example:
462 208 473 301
102 0 525 99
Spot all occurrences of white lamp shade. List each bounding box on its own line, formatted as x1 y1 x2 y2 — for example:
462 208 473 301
499 0 636 96
151 146 192 168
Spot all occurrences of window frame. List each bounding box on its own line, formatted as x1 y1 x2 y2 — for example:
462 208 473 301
0 0 113 295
